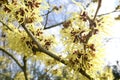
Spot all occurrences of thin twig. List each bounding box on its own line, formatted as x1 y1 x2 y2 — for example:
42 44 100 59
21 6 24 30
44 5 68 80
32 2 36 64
44 21 64 30
93 0 102 21
22 56 28 80
0 20 13 31
44 0 50 28
38 66 54 79
41 9 54 16
44 10 50 28
85 0 102 43
98 10 120 17
0 47 23 70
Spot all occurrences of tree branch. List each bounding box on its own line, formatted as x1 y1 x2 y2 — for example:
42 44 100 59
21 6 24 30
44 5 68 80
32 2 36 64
0 47 29 80
20 1 102 79
44 0 50 28
38 66 54 79
44 21 64 30
41 8 54 16
98 10 120 17
21 23 66 65
0 20 13 31
44 10 50 28
22 56 28 80
85 0 102 44
21 23 93 79
79 1 102 79
79 68 93 80
93 0 102 21
0 47 23 70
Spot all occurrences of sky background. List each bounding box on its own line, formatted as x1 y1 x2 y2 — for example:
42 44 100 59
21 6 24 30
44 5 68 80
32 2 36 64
98 0 120 65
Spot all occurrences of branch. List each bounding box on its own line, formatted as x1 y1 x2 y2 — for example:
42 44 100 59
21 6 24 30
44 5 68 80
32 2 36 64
44 10 50 28
0 48 28 80
41 9 54 16
21 23 93 79
38 66 54 79
85 0 102 44
93 0 102 21
0 47 23 70
44 21 64 30
44 0 50 28
22 56 28 80
78 1 102 79
98 10 120 17
0 20 13 31
21 23 66 65
79 69 93 80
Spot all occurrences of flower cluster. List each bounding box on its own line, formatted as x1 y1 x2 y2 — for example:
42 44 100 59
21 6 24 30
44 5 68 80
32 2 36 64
60 11 114 78
0 0 59 68
5 23 55 57
0 0 49 23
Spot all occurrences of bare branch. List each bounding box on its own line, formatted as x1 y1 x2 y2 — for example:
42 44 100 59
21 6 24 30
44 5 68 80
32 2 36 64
93 0 102 21
44 21 64 30
22 56 28 80
41 9 54 16
44 0 50 28
0 47 23 70
98 10 120 17
0 47 29 80
44 10 50 28
0 20 13 31
38 66 54 79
